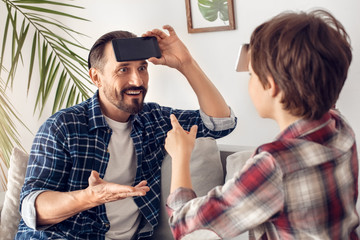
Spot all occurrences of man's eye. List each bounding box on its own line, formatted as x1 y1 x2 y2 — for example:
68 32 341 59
119 68 128 72
139 66 147 71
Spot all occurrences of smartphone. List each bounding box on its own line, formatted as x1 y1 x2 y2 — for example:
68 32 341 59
112 37 161 62
235 43 250 72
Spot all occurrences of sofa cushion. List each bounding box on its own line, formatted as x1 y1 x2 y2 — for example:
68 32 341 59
225 149 255 182
0 191 5 212
152 137 224 239
0 147 29 240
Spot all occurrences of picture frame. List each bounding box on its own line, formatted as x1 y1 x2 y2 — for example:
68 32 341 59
185 0 235 33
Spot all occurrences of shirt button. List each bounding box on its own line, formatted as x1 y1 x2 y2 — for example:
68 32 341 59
105 223 110 228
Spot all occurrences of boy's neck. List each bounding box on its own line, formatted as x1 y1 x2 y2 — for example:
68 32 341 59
269 99 302 131
274 110 302 132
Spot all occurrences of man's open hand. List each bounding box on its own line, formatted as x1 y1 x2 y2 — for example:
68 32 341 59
87 171 150 205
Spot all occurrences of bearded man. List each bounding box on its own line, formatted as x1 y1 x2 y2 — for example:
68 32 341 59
16 25 236 240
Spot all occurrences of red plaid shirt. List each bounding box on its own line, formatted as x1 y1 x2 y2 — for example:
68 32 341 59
167 109 359 239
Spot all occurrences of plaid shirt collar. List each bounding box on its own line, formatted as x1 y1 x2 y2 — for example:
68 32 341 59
277 111 332 140
87 91 145 132
88 91 108 131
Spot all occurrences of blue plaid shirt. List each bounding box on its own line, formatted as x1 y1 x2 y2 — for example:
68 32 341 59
16 92 236 239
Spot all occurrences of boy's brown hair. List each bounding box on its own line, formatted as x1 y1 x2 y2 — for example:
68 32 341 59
250 9 352 120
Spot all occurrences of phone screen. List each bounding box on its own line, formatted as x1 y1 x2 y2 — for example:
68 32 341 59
112 37 161 62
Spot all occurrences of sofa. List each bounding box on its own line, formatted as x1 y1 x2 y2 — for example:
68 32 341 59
0 138 250 239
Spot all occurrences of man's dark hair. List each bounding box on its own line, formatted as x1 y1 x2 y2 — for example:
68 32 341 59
250 9 352 120
88 30 137 70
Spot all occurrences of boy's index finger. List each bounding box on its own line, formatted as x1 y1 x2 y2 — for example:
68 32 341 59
170 114 181 129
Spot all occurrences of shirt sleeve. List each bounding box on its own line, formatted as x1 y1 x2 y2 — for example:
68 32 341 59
19 114 71 208
199 107 236 131
21 190 52 230
166 151 285 240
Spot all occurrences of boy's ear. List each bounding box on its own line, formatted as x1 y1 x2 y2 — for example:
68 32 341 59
89 68 102 88
267 75 279 97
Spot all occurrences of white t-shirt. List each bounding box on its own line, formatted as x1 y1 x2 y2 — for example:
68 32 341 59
104 116 141 240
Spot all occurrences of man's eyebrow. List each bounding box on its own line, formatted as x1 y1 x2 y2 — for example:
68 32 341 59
118 62 130 67
117 61 148 67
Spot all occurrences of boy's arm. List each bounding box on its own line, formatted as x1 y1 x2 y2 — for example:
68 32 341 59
144 25 230 118
165 115 197 193
165 120 284 239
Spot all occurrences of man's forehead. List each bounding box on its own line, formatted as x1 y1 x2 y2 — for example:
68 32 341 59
116 60 148 66
235 44 250 72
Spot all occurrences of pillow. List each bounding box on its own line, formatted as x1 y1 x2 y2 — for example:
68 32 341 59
0 147 29 240
225 150 254 182
0 191 5 213
223 150 255 240
152 137 224 239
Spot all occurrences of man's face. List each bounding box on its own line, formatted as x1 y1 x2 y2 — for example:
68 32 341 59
94 42 149 117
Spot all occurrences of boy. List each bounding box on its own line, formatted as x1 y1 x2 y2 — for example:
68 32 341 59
164 9 359 239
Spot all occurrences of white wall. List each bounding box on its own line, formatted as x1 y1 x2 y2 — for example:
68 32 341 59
3 0 360 153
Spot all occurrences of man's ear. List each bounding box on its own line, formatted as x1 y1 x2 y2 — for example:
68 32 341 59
267 75 279 97
89 68 102 88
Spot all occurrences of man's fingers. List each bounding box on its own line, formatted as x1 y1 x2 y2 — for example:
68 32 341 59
163 25 176 36
91 170 99 178
149 28 168 39
116 182 149 193
135 180 148 188
88 170 100 185
147 56 163 65
118 190 147 198
143 25 176 39
118 184 149 197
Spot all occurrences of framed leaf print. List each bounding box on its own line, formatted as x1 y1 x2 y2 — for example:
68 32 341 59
185 0 235 33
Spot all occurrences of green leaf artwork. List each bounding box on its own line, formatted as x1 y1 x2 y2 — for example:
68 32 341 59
197 0 229 23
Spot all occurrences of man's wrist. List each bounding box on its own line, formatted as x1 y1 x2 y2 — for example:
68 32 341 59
177 57 197 75
81 187 102 208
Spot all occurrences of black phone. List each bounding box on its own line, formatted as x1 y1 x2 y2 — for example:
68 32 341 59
112 37 161 62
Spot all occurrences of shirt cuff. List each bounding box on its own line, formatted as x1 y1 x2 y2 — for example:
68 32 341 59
21 190 51 230
200 107 236 131
166 187 197 215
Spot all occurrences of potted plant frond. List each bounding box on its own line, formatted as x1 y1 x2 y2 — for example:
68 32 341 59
0 0 92 190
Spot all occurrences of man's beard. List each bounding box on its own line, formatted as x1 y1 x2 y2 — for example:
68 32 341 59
105 86 147 114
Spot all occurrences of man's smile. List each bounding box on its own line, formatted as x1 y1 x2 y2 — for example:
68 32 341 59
125 89 143 96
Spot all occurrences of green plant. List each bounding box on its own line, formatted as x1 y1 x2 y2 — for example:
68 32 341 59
0 0 92 190
198 0 229 23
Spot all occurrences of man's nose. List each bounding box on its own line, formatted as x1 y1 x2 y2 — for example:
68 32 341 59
129 71 143 86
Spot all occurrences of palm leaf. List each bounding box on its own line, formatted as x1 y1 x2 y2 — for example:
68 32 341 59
2 0 92 114
0 0 92 190
0 73 29 189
